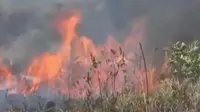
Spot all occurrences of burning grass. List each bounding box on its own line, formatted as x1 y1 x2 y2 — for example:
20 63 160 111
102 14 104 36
1 11 200 112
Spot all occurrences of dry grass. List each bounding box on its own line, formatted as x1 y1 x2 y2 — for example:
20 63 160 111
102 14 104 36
5 44 200 112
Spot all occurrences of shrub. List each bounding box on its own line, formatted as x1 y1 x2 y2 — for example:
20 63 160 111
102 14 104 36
169 40 200 83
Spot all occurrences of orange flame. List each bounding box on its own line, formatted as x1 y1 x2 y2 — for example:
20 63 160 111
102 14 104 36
0 58 13 88
22 12 81 94
0 10 163 97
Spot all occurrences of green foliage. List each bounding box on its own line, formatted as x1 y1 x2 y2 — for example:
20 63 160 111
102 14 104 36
169 40 200 82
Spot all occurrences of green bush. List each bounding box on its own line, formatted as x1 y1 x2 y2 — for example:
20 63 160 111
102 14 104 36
169 40 200 83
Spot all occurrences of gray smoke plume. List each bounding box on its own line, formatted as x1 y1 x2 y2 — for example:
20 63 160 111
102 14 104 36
106 0 200 65
0 0 199 71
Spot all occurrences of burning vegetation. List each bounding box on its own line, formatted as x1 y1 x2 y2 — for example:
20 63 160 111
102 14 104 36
1 10 200 112
0 10 154 96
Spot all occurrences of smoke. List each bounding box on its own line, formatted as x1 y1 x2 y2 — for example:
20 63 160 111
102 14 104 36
105 0 200 65
0 0 200 69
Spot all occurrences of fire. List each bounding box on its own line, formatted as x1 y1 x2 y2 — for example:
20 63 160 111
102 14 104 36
22 13 81 94
0 10 162 97
0 58 13 88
